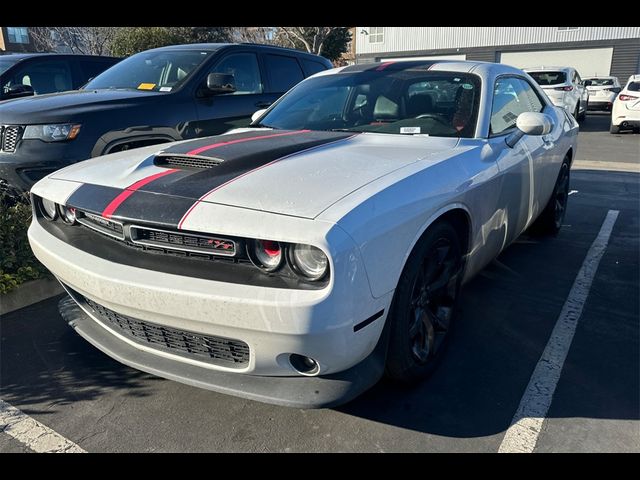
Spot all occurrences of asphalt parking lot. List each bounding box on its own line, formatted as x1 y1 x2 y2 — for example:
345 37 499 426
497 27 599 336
1 112 638 453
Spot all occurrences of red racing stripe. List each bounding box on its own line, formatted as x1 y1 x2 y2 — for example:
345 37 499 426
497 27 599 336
375 62 395 71
187 130 310 156
102 169 179 218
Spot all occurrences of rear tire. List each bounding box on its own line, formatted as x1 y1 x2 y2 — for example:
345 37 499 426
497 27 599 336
578 103 586 122
530 158 570 236
610 123 620 134
385 221 464 383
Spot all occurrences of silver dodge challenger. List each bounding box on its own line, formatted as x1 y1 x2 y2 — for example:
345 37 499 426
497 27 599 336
28 60 578 407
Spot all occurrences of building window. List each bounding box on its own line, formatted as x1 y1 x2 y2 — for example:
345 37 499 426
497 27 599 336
557 27 579 32
7 27 29 44
368 27 384 44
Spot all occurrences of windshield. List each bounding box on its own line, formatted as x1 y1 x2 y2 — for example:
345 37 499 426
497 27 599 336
586 78 614 86
257 70 481 138
0 58 19 76
528 71 567 86
84 50 211 92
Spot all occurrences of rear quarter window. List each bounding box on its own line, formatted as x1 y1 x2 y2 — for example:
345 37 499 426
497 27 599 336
264 54 305 93
301 58 328 77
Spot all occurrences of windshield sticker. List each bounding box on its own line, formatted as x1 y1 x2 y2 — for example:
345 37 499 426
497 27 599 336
400 126 421 134
159 86 172 92
462 83 474 90
137 83 156 90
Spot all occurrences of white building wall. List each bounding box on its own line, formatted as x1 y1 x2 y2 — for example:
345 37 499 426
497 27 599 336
355 27 640 55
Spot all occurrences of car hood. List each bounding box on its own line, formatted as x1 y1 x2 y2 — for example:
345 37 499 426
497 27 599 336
48 129 461 225
0 89 162 123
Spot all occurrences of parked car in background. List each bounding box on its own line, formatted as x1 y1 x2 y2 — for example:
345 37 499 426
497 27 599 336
0 53 119 102
525 66 590 121
28 60 578 407
610 74 640 134
585 76 621 111
0 43 331 194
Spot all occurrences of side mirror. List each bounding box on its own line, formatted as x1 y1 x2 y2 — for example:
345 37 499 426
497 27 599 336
205 73 236 95
4 83 35 99
251 109 267 124
506 112 554 148
583 80 592 87
610 87 622 94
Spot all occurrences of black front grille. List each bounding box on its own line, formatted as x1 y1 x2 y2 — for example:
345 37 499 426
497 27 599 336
1 125 22 153
76 292 250 368
154 154 223 169
130 226 236 256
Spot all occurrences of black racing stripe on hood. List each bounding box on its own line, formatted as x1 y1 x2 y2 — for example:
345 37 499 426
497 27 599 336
140 130 355 199
107 191 196 228
66 184 123 215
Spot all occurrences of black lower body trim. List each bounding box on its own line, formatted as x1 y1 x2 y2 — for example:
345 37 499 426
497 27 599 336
353 309 385 332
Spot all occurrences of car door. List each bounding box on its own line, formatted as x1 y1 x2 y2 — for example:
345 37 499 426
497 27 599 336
489 76 550 246
193 51 271 136
263 53 305 101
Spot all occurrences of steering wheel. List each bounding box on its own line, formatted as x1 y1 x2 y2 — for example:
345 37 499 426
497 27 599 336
415 113 451 127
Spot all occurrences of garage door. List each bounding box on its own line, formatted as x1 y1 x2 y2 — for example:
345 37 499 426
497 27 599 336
499 48 613 77
380 54 467 62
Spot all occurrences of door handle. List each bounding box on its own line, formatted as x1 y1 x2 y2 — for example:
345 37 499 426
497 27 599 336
254 101 272 108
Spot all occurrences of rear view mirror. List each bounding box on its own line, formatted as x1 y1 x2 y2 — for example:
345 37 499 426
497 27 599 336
4 83 35 99
205 73 236 95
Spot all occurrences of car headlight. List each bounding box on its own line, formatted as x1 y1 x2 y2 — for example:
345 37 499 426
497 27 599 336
250 239 284 272
23 124 81 142
290 244 328 281
41 197 57 220
58 204 77 224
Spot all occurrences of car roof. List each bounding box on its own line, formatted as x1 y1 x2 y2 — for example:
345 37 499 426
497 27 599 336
319 59 525 77
585 75 617 79
0 52 118 60
524 66 573 72
143 42 328 60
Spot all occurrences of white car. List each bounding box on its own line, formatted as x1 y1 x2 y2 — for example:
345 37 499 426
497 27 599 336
28 60 579 407
585 76 621 112
525 66 590 121
610 74 640 134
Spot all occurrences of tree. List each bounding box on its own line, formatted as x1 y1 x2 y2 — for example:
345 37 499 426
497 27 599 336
232 27 277 44
30 27 118 56
275 27 351 61
110 27 176 57
168 27 233 44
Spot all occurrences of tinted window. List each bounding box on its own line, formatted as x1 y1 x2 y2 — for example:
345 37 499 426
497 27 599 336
491 77 541 135
627 82 640 92
86 50 211 92
80 59 117 83
301 58 328 77
586 78 614 86
0 57 19 76
210 53 262 94
265 55 304 93
2 59 73 94
528 71 567 86
258 70 481 138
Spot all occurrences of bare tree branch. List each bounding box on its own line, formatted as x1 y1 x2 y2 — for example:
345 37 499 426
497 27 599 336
29 27 119 55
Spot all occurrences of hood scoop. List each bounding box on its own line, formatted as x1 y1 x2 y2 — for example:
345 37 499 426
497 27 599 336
153 153 224 170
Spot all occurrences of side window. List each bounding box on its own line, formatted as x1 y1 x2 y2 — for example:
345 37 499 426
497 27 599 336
491 77 536 135
517 78 544 113
7 60 73 94
79 60 115 84
264 54 304 93
210 53 262 95
301 58 327 77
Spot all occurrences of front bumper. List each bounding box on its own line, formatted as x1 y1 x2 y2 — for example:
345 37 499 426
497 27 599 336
59 295 388 408
28 213 390 379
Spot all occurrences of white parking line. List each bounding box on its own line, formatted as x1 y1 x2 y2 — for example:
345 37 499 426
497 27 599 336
0 399 85 453
498 209 620 453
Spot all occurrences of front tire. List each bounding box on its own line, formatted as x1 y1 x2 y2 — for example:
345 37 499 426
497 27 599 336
530 158 570 235
610 123 620 134
385 221 463 383
578 103 586 122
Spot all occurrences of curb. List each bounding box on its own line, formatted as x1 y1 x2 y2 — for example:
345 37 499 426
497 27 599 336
0 277 64 316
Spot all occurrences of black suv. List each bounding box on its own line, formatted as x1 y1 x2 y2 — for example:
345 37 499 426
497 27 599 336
1 53 119 101
0 43 332 193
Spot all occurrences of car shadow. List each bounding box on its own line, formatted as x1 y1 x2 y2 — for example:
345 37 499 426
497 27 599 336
579 112 613 133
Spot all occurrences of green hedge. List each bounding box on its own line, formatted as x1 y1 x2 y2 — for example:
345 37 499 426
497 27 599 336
0 192 49 294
